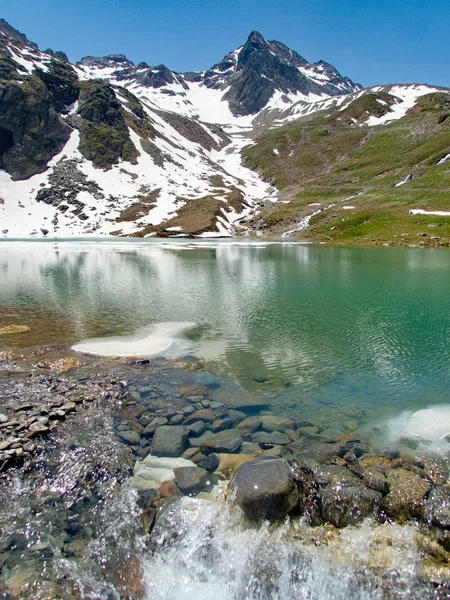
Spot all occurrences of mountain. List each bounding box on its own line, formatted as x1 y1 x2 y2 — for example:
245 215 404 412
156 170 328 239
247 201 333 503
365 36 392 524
244 88 450 246
0 18 448 243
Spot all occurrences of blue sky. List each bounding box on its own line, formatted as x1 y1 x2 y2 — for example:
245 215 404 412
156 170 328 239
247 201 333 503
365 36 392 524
2 0 449 88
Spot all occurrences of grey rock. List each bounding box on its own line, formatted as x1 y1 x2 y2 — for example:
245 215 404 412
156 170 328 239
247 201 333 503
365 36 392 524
188 421 206 436
200 429 243 454
319 484 382 528
142 417 168 438
174 466 210 494
49 409 66 420
315 465 382 527
28 422 50 437
229 458 299 522
228 409 247 425
236 417 262 436
318 428 345 442
260 415 295 433
198 453 220 472
169 414 184 425
211 418 233 432
425 486 450 529
118 430 141 445
151 426 189 457
251 431 291 446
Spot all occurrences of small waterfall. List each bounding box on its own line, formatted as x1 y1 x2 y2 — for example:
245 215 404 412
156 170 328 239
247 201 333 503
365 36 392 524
143 497 429 600
282 204 335 238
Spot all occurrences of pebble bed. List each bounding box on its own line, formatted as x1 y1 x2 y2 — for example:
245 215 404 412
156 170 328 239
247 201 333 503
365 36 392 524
1 351 450 597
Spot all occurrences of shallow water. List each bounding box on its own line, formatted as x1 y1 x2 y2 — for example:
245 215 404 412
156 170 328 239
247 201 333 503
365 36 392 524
0 349 448 598
1 239 450 445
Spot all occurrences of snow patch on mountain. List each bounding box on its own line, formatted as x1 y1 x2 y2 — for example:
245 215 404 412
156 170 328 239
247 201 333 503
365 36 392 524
365 85 441 125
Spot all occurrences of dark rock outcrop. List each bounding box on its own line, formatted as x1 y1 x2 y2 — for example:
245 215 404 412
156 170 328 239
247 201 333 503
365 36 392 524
0 79 72 179
74 80 138 168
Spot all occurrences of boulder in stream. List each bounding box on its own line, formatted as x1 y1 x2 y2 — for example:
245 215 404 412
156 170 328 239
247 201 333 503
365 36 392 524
151 425 189 457
228 458 299 522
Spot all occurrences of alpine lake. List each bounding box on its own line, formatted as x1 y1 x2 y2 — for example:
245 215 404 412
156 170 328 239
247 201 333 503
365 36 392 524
1 238 450 599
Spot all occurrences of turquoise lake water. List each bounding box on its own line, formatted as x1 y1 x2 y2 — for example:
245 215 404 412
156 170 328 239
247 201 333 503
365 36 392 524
1 239 449 444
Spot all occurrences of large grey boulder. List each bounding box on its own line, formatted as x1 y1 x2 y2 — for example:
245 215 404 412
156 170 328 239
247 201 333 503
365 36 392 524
151 426 189 457
228 458 299 522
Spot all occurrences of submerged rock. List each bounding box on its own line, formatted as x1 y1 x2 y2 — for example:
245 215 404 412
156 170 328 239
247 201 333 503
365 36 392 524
228 458 299 522
200 429 243 454
151 425 189 457
260 415 295 433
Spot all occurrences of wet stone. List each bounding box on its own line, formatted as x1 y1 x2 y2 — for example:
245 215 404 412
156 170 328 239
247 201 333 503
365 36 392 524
184 408 216 424
169 414 184 425
181 447 200 460
198 453 220 472
174 466 210 495
236 417 262 436
319 428 345 442
118 430 141 446
381 467 431 521
211 418 233 432
159 480 181 499
319 483 382 528
49 410 66 420
151 425 189 457
142 417 168 438
28 422 50 437
260 416 295 433
200 429 243 454
229 458 299 522
425 486 450 529
187 421 206 436
251 431 291 446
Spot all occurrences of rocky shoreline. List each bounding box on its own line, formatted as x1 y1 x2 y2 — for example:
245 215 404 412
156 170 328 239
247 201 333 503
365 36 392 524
1 350 450 596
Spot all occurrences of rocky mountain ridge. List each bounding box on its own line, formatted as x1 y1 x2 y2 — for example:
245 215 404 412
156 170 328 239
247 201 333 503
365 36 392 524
0 18 448 240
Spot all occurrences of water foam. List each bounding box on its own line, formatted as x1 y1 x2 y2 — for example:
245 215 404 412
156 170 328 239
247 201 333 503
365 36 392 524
143 498 426 599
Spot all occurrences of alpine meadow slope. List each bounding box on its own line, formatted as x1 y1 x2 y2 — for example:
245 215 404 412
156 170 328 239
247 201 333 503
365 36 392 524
0 18 449 244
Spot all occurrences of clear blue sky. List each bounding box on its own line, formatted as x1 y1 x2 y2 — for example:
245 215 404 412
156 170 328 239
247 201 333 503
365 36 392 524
2 0 449 88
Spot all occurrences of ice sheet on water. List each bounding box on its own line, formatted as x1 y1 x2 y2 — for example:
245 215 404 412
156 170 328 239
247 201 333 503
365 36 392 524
72 321 196 358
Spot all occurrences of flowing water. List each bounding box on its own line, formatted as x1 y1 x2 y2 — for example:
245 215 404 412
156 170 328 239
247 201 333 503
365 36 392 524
1 239 450 598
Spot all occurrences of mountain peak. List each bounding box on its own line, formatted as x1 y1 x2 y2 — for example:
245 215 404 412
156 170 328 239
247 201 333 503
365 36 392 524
0 18 38 50
246 30 266 44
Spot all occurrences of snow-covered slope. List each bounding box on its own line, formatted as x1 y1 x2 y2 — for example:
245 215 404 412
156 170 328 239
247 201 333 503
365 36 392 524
0 19 448 239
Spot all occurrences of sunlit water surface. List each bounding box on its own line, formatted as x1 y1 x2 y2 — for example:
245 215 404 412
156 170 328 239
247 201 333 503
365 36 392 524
1 239 450 599
1 239 450 442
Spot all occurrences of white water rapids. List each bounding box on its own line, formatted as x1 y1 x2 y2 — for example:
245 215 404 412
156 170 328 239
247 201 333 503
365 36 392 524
143 497 428 600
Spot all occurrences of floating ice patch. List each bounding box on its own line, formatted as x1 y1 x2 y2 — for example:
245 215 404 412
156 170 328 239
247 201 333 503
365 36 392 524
407 406 450 441
72 321 196 358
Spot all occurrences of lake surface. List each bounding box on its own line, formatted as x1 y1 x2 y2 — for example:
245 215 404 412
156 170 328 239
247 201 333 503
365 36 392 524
1 239 450 445
2 239 450 599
